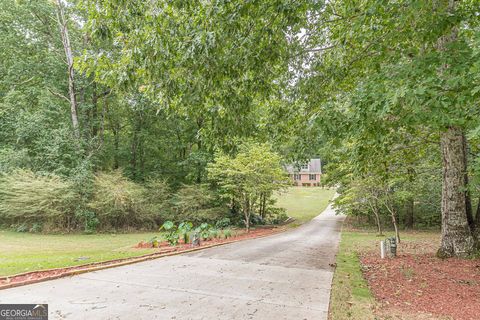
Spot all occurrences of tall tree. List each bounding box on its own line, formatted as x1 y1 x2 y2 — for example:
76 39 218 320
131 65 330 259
55 0 80 138
300 0 480 257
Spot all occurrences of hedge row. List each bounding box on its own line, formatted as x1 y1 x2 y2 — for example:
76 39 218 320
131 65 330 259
0 169 226 232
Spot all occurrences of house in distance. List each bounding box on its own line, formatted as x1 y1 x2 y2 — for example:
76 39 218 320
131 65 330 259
285 158 322 187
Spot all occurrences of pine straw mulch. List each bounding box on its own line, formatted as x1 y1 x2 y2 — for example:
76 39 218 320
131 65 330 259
360 238 480 320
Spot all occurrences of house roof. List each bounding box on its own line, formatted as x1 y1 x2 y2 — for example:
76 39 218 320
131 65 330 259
285 158 322 174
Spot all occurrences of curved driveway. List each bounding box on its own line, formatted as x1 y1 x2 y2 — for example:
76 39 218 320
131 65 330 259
1 203 344 320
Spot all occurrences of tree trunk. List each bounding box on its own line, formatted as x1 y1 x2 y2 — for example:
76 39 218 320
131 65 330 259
55 0 79 138
391 209 400 244
260 193 267 220
462 132 475 232
383 193 400 244
368 199 382 236
92 82 98 138
437 127 475 258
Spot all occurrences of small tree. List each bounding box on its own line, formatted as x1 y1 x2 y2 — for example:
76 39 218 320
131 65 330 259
208 142 288 231
334 176 384 236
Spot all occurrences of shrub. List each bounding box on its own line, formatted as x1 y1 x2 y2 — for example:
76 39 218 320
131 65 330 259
29 223 43 233
215 217 231 229
265 207 289 225
0 169 77 228
75 209 100 234
88 170 148 229
222 229 232 239
209 228 219 239
178 221 193 244
170 184 227 223
195 222 212 240
15 223 28 233
160 221 179 246
143 178 172 224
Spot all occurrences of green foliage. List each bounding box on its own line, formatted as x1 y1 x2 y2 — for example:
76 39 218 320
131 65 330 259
178 221 193 244
29 223 43 233
75 209 100 234
208 142 288 229
215 217 231 229
0 170 77 228
170 184 226 224
298 0 480 237
208 228 219 239
160 221 179 246
265 207 289 225
148 236 159 248
15 223 28 233
222 229 232 239
88 170 148 229
143 178 172 223
80 0 309 153
195 223 212 241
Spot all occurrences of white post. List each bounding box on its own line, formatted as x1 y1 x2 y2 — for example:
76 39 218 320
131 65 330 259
380 240 386 259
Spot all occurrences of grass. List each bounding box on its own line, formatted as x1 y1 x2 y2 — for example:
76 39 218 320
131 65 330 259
0 231 159 277
329 231 377 320
0 187 334 277
275 187 336 224
329 227 441 320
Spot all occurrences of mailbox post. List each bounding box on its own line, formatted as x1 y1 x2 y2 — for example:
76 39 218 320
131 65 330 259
380 237 397 258
388 237 397 257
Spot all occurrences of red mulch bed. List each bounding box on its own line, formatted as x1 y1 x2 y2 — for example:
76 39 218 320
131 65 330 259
0 227 282 289
362 252 480 320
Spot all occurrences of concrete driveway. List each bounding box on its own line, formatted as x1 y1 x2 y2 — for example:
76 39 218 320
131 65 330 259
1 204 344 320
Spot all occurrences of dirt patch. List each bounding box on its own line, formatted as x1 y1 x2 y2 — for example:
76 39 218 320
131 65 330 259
361 249 480 320
0 227 282 290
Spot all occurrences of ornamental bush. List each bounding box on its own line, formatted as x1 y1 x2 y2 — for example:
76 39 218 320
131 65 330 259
0 169 77 229
88 170 149 229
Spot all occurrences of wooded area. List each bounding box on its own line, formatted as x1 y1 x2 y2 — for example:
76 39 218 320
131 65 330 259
1 0 479 258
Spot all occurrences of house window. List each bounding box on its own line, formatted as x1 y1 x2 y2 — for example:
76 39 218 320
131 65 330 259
309 174 316 181
301 163 309 170
294 174 301 180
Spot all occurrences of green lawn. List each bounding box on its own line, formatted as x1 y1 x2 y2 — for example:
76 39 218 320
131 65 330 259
0 188 334 277
0 231 159 277
329 231 377 320
275 187 336 224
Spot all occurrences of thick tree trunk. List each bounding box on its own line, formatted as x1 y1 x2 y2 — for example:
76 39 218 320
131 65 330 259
437 127 475 258
56 0 79 138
